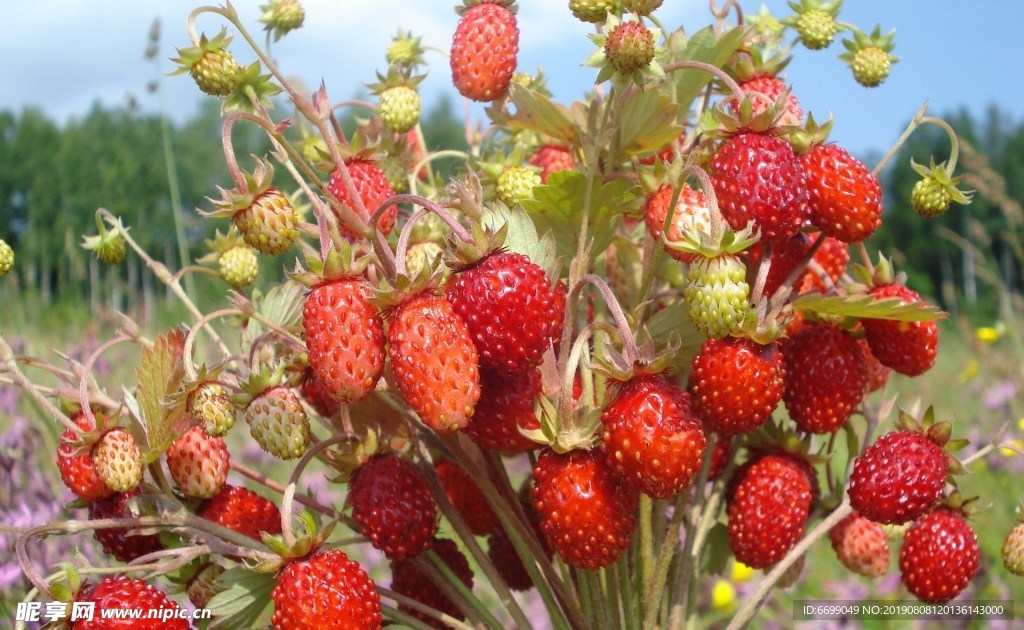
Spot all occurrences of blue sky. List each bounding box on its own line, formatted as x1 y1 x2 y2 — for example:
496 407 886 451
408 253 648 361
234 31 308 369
1 1 1021 158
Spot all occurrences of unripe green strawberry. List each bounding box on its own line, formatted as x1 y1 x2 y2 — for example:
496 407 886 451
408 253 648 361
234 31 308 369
234 186 300 255
219 244 259 288
187 381 235 437
911 176 951 218
795 9 838 50
622 0 663 16
187 562 226 609
1002 521 1024 576
569 0 615 23
605 21 656 74
245 386 311 460
166 426 230 499
259 0 305 41
0 239 13 277
378 85 421 134
92 429 143 493
684 254 751 339
405 241 445 281
496 166 542 207
172 31 241 97
851 47 890 87
83 229 127 265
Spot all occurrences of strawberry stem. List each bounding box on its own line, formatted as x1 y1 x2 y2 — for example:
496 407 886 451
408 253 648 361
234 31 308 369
578 274 641 365
662 60 746 104
220 113 250 192
182 307 242 382
871 101 928 177
919 116 962 174
0 334 81 436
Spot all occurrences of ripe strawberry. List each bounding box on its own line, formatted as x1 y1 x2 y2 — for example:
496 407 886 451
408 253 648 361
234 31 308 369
828 511 890 577
800 235 849 293
72 577 188 630
801 143 882 243
446 252 563 374
858 337 891 392
271 548 382 630
899 508 979 603
727 452 815 568
57 413 115 503
234 185 300 256
89 490 163 562
466 367 542 453
496 165 541 206
219 243 259 288
688 337 785 436
450 1 519 102
605 21 655 73
711 132 810 242
303 278 385 404
390 538 473 628
569 0 614 23
166 425 229 499
684 253 750 339
861 284 939 376
346 454 438 562
707 437 733 480
1002 521 1024 576
328 160 397 236
435 458 499 536
848 430 948 524
388 293 481 433
644 185 712 264
187 380 235 437
186 562 225 609
528 144 573 183
92 428 143 493
298 369 341 417
782 322 867 433
532 448 639 569
197 484 283 542
732 75 803 126
245 385 311 460
378 85 421 134
601 375 706 499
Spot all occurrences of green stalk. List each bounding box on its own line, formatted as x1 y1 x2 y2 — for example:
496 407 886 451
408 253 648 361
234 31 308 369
158 112 194 298
425 549 505 630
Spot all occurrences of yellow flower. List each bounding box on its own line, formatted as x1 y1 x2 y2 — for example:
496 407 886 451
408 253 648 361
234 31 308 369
975 324 1003 344
958 359 979 383
1000 438 1024 458
711 579 736 609
731 561 755 583
1017 417 1024 432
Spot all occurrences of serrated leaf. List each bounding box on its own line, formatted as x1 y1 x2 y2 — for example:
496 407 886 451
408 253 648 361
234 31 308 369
480 205 558 279
618 89 683 157
500 83 579 145
520 171 634 259
791 293 949 322
241 280 306 349
207 569 275 629
136 328 187 461
699 523 731 576
643 298 703 371
668 25 745 112
843 421 861 468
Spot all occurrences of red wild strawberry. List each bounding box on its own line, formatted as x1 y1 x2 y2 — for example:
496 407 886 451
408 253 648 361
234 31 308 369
688 337 785 437
899 508 979 603
390 538 474 628
727 452 815 568
528 144 573 183
711 132 810 243
532 448 639 569
466 368 542 453
800 235 849 293
271 548 382 630
857 336 892 392
731 75 803 126
801 143 882 242
303 278 385 404
707 437 733 480
643 184 712 264
88 490 163 563
848 430 949 525
828 511 890 577
450 0 519 102
435 458 499 536
57 413 115 503
197 484 283 542
600 375 707 499
388 293 481 433
166 425 229 499
298 368 341 417
346 454 438 562
861 284 939 376
782 322 867 433
328 160 397 236
446 252 564 375
71 577 188 630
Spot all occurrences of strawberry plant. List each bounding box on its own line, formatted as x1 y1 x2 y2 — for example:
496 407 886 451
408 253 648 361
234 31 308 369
0 1 1015 628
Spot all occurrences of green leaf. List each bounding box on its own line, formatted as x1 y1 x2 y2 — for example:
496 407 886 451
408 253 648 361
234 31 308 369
643 298 703 372
520 171 635 260
480 205 559 280
241 281 306 349
699 523 731 576
207 569 275 629
135 328 188 462
791 293 949 322
618 89 682 157
668 25 745 112
498 83 579 145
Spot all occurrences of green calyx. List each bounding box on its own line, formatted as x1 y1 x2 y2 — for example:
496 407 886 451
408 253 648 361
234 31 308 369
259 0 305 42
258 510 339 573
222 61 283 114
895 405 969 477
288 240 371 288
909 158 973 218
839 25 898 88
457 0 518 16
82 212 128 266
205 158 277 216
518 393 602 454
